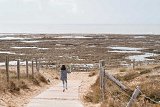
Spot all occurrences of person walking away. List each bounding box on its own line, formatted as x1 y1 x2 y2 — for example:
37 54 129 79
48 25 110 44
60 65 70 92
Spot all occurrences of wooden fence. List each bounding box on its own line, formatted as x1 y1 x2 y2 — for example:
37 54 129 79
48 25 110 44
99 60 160 106
69 64 98 72
99 60 153 107
4 56 96 82
4 56 41 82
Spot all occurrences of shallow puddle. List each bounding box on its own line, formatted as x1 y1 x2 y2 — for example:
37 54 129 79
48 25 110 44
108 46 159 62
108 46 142 53
109 46 142 51
0 37 31 40
54 35 93 38
0 61 32 66
108 50 141 53
134 36 146 38
11 46 38 49
128 53 157 61
0 51 16 54
21 40 41 43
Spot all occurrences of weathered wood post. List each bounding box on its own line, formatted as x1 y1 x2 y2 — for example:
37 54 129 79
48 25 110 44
17 60 20 80
46 60 49 69
99 61 102 91
70 64 72 72
101 67 105 101
26 59 29 78
133 59 135 70
103 67 106 97
5 56 9 82
37 60 40 72
126 86 141 107
105 72 127 91
32 60 34 78
99 60 105 101
35 59 39 72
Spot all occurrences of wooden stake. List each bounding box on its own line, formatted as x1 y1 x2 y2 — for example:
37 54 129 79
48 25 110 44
37 60 40 72
105 72 127 91
26 59 29 78
133 59 135 70
36 59 38 71
126 86 141 107
5 56 9 82
99 60 105 102
32 60 34 78
17 60 20 80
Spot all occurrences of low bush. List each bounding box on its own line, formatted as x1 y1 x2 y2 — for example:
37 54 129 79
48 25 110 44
88 71 97 77
8 81 20 93
119 68 127 72
18 81 29 89
118 72 140 81
140 69 151 75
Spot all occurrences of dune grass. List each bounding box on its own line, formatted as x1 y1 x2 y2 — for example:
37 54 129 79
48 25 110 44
84 65 160 107
0 67 50 94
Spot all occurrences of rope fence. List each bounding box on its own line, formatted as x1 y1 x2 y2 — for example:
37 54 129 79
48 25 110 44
99 60 160 107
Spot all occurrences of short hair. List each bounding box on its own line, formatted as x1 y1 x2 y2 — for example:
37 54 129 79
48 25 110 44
61 65 66 70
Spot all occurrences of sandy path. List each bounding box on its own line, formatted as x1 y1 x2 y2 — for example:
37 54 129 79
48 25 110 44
26 80 83 107
25 72 98 107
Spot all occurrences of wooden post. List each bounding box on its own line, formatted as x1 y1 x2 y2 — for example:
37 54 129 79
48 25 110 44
46 61 49 69
126 86 141 107
105 72 127 91
5 56 9 82
32 60 34 78
17 60 20 80
37 60 40 72
133 59 135 70
99 62 102 90
36 59 38 71
99 60 105 102
101 67 105 101
70 64 72 72
26 59 29 78
103 68 106 98
99 60 105 87
35 59 39 72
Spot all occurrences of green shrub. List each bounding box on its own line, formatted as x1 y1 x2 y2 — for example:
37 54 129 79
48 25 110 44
119 68 127 72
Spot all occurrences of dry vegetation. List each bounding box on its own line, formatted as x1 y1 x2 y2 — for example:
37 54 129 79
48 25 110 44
88 70 98 77
84 77 101 103
0 67 59 107
84 65 160 107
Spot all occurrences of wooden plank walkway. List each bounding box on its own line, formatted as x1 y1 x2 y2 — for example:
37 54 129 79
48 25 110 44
26 80 83 107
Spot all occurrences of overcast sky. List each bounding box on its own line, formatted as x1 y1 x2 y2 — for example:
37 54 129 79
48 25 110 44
0 0 160 25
